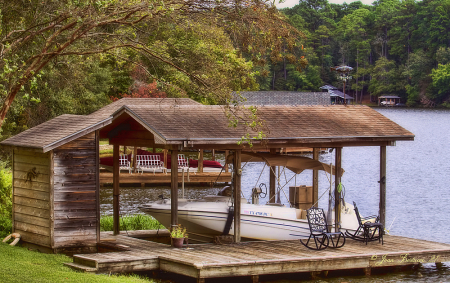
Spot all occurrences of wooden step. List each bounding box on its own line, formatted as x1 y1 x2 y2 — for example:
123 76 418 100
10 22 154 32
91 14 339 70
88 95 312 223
64 262 98 273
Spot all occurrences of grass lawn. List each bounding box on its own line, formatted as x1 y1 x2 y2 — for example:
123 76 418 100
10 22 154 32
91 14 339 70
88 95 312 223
0 243 154 283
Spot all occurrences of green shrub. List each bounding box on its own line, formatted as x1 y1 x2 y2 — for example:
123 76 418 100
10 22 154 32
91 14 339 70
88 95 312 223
100 214 165 232
0 163 12 238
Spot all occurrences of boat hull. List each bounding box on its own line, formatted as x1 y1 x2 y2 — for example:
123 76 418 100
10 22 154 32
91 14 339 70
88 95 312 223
140 198 360 243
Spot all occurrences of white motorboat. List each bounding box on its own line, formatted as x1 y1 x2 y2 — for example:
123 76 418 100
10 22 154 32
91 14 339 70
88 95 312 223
139 195 361 242
140 152 364 243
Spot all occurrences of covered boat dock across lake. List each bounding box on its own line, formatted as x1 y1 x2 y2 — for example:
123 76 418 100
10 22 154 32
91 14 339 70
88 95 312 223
3 98 446 281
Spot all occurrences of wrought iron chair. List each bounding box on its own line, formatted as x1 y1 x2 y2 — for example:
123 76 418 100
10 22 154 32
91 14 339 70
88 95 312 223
300 207 345 250
345 201 384 245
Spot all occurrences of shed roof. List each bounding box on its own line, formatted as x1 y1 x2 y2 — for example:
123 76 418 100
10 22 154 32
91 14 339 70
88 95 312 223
113 104 414 147
0 114 111 151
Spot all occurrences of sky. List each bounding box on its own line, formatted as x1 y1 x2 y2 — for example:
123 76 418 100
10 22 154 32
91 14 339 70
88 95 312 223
276 0 375 9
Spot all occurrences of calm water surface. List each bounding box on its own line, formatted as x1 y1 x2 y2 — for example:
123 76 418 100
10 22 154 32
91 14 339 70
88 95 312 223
101 108 450 282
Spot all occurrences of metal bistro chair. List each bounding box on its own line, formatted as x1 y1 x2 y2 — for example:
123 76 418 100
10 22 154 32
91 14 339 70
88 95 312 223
300 207 345 250
345 201 384 245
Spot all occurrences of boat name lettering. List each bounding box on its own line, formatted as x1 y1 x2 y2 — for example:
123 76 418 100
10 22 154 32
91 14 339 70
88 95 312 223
243 210 273 217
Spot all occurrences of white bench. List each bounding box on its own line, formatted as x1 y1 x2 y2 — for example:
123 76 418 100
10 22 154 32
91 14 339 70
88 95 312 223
136 155 167 175
119 154 132 174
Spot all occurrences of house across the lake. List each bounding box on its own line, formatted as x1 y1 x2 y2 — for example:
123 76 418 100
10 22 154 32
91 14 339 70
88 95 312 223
378 95 402 106
319 85 354 105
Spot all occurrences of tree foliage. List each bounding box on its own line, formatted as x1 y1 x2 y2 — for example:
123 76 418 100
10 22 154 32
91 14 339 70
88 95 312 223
279 0 450 107
0 0 306 136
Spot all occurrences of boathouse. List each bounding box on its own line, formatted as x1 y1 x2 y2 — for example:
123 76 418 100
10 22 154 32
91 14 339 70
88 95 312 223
4 98 444 283
0 99 414 252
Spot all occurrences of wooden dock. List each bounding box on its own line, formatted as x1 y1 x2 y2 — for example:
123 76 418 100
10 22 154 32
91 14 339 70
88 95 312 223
100 172 232 186
66 233 450 282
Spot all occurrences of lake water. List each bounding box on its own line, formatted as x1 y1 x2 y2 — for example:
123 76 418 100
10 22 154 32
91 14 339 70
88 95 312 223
100 108 450 282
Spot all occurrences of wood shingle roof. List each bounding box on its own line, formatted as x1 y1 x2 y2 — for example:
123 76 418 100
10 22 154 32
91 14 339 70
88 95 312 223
1 99 414 152
117 104 414 145
0 115 111 151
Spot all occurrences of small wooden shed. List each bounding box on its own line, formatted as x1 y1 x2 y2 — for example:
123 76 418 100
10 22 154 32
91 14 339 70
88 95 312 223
1 99 414 253
0 98 200 253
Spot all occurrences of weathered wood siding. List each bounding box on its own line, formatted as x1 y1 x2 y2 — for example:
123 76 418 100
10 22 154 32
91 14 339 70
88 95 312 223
52 132 98 248
13 148 51 247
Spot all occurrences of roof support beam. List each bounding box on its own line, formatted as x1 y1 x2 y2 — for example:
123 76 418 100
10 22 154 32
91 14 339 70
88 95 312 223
233 149 242 243
334 147 342 232
379 146 387 227
171 147 179 229
113 144 120 235
312 148 320 206
269 148 276 203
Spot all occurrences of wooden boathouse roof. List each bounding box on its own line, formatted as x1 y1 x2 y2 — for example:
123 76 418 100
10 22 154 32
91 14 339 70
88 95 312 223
105 104 414 148
1 100 414 151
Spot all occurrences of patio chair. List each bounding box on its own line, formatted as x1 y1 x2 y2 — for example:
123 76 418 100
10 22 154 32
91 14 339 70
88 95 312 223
345 201 384 245
300 207 345 250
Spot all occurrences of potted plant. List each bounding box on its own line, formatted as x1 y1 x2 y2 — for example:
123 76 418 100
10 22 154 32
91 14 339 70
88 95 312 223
170 224 188 248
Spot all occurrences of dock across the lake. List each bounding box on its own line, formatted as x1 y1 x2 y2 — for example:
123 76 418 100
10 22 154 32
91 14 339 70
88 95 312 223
100 171 232 186
66 233 450 282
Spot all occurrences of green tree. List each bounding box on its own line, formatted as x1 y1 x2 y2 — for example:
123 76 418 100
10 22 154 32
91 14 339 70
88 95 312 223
0 0 305 131
431 63 450 104
368 57 403 97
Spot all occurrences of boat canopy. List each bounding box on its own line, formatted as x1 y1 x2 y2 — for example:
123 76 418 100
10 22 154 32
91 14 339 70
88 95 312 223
227 152 344 176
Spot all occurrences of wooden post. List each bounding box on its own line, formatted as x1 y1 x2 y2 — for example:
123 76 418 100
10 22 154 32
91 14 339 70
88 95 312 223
171 148 179 229
234 149 242 243
163 149 168 172
49 149 55 248
113 144 120 235
224 150 229 172
132 147 138 173
334 147 342 232
312 148 319 205
198 149 204 173
269 148 276 203
95 131 100 242
212 149 216 161
123 146 127 155
380 146 386 227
